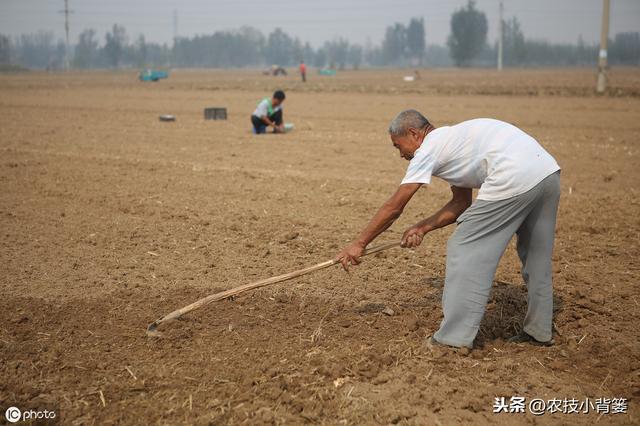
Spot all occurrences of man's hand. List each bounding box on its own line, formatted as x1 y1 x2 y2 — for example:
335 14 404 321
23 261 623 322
335 183 421 271
400 186 471 249
401 224 425 248
335 241 365 271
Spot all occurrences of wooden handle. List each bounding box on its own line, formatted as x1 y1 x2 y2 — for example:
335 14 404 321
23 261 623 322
148 241 400 332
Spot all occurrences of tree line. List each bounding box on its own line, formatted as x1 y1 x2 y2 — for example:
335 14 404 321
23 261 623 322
1 1 639 70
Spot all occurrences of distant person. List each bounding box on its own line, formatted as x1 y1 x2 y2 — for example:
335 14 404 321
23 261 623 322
251 90 286 134
299 61 307 82
264 65 287 76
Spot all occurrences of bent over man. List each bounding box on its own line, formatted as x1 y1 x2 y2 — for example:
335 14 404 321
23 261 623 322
336 110 561 349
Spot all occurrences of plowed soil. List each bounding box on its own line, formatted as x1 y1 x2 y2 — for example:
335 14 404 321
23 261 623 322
1 68 639 424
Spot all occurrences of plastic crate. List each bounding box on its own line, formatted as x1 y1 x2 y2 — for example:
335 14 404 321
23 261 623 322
204 107 227 120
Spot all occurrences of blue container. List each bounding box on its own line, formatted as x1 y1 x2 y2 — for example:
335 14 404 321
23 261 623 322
318 68 336 76
139 69 169 82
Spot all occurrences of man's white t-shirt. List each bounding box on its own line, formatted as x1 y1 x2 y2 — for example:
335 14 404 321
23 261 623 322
252 99 281 117
401 118 560 201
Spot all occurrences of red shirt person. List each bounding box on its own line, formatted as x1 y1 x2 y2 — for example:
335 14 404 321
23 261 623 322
299 61 307 82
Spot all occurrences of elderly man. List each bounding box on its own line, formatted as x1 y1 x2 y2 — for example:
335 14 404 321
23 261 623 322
336 110 560 349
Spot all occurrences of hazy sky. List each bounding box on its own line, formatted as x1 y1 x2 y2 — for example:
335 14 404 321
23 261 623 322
1 0 639 47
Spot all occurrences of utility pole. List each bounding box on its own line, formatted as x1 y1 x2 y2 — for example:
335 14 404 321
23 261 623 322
173 9 178 45
596 0 610 93
172 9 178 67
497 1 503 71
58 0 73 70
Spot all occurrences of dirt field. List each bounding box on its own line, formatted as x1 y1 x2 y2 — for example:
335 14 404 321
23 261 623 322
1 68 639 425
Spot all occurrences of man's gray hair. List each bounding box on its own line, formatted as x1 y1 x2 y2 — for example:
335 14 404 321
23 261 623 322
388 109 431 136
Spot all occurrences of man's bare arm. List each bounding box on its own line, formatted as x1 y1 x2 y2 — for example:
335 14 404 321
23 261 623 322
335 183 422 269
354 183 422 246
401 186 472 248
260 115 274 126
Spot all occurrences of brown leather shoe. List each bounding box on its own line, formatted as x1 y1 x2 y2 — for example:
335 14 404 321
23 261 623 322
508 332 554 347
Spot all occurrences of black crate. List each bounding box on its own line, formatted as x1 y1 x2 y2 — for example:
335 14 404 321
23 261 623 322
204 107 227 120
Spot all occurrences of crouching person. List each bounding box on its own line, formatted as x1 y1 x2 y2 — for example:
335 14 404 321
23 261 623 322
251 90 286 134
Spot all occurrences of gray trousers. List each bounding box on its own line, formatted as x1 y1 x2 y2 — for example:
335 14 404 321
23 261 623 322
433 171 561 348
